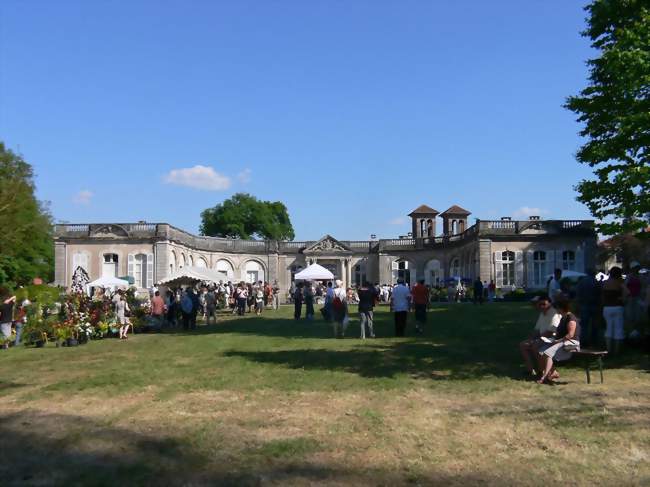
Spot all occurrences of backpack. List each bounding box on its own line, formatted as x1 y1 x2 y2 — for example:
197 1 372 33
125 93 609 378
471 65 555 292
332 296 344 312
181 294 193 314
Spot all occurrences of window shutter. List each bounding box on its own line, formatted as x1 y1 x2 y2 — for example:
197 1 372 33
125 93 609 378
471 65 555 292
128 254 134 278
526 250 534 287
147 253 154 287
515 251 524 288
494 252 503 288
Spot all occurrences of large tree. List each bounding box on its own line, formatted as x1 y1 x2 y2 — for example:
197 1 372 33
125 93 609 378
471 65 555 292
565 0 650 236
200 193 295 241
0 142 54 287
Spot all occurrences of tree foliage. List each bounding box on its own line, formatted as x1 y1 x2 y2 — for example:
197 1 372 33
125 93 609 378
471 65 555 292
565 0 650 236
200 193 295 241
0 142 54 288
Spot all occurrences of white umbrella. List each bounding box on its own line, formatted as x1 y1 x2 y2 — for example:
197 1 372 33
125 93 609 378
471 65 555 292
294 263 334 281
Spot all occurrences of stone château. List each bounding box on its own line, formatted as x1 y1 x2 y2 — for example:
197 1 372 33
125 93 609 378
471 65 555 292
54 205 597 293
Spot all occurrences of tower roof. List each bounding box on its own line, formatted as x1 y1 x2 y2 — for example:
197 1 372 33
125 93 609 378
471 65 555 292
440 205 471 216
408 204 439 216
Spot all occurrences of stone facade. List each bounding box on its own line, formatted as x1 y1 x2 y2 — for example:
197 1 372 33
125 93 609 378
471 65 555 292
53 206 598 294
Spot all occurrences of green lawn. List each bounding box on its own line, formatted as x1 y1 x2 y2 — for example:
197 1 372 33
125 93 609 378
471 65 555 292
1 303 649 486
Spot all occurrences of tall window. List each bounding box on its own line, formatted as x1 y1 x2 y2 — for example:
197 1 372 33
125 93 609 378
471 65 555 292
450 258 460 278
134 254 147 288
102 253 118 278
562 250 575 271
216 259 234 280
245 261 265 283
533 251 547 287
501 251 515 287
397 261 411 285
354 260 367 287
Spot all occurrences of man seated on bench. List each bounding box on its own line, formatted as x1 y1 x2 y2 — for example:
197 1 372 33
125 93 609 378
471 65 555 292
519 295 561 379
536 295 580 385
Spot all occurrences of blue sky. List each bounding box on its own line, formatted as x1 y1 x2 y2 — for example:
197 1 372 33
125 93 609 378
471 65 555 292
1 0 595 240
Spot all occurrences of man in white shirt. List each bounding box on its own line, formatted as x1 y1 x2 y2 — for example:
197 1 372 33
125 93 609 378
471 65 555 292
390 279 412 337
519 294 561 378
332 280 349 337
547 268 563 303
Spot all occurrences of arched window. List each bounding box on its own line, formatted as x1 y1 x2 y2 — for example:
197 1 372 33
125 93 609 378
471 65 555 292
215 259 234 280
501 251 515 286
562 250 575 271
102 253 119 278
169 251 177 274
180 253 187 269
391 260 413 285
425 259 441 285
459 220 465 233
196 257 208 268
245 261 265 284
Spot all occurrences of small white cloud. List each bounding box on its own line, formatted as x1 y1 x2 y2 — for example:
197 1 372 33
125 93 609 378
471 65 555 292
163 165 231 191
237 168 252 184
513 206 549 218
389 217 407 225
73 190 93 205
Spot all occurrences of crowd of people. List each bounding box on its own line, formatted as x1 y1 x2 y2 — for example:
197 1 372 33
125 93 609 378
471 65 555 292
520 262 650 384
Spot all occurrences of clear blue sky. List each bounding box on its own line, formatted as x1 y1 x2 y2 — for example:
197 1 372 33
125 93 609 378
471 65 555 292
0 0 596 240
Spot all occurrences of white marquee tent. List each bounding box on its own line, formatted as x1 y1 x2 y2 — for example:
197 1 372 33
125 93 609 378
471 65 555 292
294 263 335 281
86 276 130 295
157 266 229 287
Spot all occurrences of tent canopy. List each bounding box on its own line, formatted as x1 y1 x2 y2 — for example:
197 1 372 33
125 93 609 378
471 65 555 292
294 263 334 281
157 266 229 287
545 270 587 279
86 276 130 293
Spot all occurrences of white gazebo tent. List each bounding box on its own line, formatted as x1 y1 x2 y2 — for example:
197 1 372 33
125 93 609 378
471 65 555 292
156 266 229 288
294 263 335 281
545 270 587 280
86 276 130 295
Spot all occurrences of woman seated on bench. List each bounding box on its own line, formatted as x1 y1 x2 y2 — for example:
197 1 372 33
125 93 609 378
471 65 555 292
536 295 580 385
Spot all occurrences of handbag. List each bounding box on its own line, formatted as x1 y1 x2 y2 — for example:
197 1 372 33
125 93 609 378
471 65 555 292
562 340 579 352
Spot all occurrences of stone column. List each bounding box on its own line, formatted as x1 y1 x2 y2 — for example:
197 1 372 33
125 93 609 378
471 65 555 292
346 258 352 288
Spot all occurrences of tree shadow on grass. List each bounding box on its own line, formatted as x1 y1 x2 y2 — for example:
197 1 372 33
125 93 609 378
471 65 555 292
0 410 516 486
224 341 518 380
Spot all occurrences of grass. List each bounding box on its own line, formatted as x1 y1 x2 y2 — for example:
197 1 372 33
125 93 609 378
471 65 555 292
0 303 649 486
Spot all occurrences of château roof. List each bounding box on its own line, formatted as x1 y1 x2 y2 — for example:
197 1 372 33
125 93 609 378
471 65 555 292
440 205 471 216
408 204 439 216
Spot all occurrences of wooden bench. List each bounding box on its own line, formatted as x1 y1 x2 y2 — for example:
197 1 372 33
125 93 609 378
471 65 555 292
572 350 608 384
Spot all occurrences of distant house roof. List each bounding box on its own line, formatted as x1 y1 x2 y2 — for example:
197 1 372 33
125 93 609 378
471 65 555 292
408 205 439 216
440 205 471 216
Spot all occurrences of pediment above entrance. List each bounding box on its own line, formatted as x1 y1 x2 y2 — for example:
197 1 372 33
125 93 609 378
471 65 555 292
90 224 130 238
303 235 352 254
